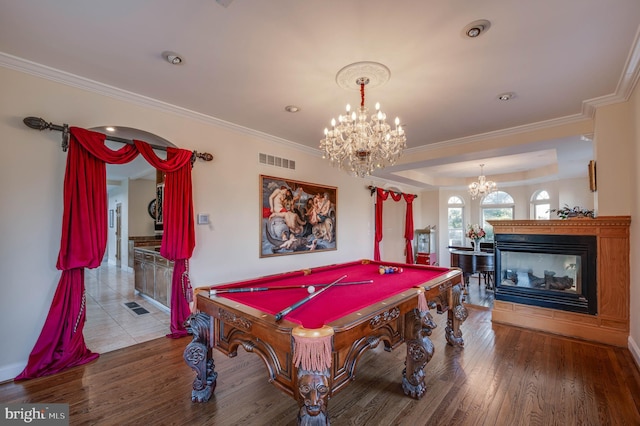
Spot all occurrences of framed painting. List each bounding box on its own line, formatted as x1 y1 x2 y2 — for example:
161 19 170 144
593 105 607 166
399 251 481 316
260 175 337 257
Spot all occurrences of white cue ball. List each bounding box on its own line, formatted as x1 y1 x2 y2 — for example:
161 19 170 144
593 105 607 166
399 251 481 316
307 286 316 294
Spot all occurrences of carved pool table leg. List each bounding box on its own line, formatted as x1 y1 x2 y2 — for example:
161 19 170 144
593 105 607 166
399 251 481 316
183 313 218 403
296 368 331 425
445 283 468 347
402 309 436 399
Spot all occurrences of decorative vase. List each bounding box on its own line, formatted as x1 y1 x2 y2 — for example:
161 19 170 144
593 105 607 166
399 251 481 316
474 239 481 252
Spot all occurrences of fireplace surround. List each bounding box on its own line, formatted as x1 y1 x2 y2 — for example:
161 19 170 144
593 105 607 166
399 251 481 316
489 217 630 347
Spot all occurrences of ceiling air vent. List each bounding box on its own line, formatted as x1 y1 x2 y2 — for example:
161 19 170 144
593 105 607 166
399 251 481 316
259 153 296 170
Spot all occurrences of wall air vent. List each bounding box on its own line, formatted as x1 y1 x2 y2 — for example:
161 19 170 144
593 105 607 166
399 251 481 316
259 153 296 170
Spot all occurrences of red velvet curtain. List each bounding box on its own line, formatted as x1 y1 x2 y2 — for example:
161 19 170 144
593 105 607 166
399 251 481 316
373 188 415 263
135 141 195 338
374 188 390 261
16 128 195 380
403 193 416 264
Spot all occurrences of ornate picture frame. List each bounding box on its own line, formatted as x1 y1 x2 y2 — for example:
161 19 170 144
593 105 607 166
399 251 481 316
260 175 337 257
588 160 597 192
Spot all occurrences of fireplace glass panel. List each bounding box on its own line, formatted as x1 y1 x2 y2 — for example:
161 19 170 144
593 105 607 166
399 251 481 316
499 251 580 294
495 234 597 315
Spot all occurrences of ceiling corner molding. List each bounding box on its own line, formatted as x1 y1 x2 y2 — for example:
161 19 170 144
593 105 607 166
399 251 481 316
616 24 640 101
580 27 640 115
0 51 320 157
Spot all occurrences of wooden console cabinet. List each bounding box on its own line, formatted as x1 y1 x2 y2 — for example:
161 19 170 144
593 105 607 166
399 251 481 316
489 216 630 347
128 235 163 268
133 247 174 308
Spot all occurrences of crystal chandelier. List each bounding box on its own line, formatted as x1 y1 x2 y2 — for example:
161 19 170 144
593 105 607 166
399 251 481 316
468 164 497 199
320 76 406 178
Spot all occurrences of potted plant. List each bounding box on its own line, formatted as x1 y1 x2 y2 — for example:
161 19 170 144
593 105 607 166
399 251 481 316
548 204 595 219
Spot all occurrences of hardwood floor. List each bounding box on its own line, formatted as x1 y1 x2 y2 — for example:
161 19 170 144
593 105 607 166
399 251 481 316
3 307 639 425
462 272 494 309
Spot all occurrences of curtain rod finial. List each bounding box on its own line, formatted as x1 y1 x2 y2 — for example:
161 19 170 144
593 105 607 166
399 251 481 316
194 151 214 162
23 116 50 130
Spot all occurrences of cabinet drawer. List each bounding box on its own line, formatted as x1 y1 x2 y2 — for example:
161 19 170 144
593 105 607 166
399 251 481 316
156 257 174 267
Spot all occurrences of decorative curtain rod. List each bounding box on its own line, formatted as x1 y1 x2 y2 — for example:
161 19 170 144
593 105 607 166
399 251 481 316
367 185 417 198
23 117 214 163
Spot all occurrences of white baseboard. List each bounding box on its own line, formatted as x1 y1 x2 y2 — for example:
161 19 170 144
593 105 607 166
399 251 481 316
0 360 26 384
629 335 640 370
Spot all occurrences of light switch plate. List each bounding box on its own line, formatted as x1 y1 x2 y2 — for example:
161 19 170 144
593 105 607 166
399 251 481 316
197 213 209 225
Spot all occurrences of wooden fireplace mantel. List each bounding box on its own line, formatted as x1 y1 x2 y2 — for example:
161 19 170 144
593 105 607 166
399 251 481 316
488 216 630 347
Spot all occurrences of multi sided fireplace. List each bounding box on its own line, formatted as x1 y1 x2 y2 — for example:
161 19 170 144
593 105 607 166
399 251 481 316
489 217 629 347
495 233 597 315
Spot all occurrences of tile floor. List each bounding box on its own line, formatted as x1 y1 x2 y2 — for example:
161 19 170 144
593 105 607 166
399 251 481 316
84 262 170 354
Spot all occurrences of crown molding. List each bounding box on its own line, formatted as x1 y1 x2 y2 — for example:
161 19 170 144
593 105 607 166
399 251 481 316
0 52 320 157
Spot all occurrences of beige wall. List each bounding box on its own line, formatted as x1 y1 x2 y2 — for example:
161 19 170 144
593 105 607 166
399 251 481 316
593 101 634 216
0 63 637 380
630 82 640 366
127 179 156 237
0 67 407 380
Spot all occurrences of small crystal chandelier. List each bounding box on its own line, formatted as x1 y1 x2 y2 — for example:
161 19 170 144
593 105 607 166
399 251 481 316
320 73 406 178
468 164 497 199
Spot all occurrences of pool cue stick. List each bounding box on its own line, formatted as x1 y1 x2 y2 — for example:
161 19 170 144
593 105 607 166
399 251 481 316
209 279 373 295
274 275 346 321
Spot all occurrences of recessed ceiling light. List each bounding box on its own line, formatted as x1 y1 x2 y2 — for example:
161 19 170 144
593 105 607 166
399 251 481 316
497 92 515 101
463 19 491 38
162 51 183 65
285 105 301 113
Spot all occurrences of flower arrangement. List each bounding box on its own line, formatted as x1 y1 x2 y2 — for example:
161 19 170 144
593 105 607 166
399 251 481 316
466 224 486 240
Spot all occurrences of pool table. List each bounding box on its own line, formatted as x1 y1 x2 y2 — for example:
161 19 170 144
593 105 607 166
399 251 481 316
183 259 466 425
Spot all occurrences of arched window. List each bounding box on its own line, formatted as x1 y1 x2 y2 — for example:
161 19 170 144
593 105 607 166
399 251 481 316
447 196 465 246
531 190 550 219
480 191 514 240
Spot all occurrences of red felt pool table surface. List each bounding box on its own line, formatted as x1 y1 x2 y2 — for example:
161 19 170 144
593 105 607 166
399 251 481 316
209 259 452 329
